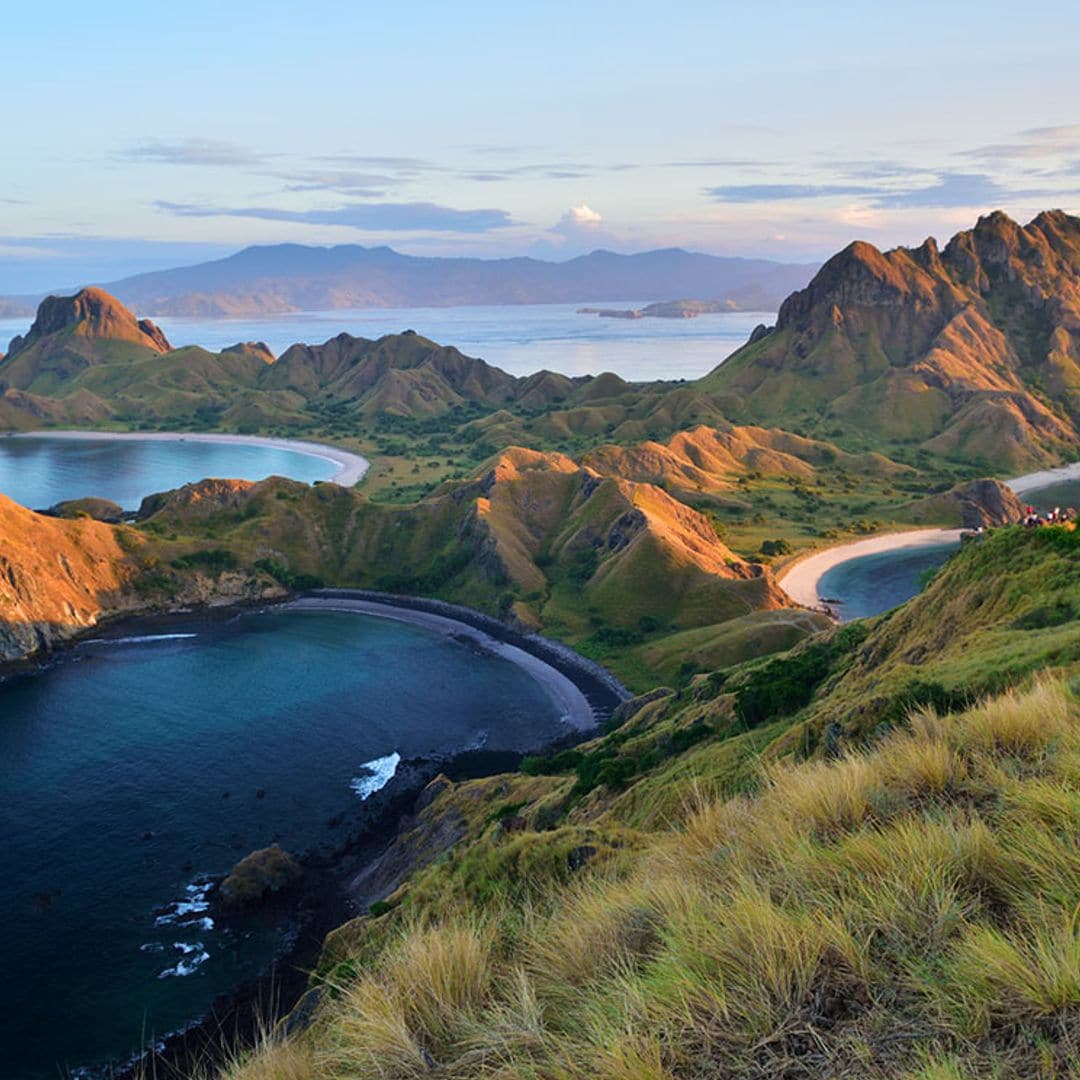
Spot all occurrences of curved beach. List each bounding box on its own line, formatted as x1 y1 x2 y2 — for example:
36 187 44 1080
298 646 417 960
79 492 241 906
777 528 964 610
10 430 370 487
283 593 614 731
1007 460 1080 496
777 460 1080 611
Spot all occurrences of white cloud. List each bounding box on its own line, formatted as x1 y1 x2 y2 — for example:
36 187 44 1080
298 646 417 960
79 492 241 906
564 204 602 226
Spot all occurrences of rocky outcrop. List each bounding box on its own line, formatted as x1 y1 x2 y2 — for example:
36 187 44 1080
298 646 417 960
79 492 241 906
706 210 1080 470
217 845 303 910
349 776 469 908
47 497 126 523
5 287 170 359
905 478 1026 529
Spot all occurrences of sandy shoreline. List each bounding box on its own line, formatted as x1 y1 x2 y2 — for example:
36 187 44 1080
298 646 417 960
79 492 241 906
777 529 965 610
1007 460 1080 496
776 460 1080 611
284 594 604 731
9 430 370 487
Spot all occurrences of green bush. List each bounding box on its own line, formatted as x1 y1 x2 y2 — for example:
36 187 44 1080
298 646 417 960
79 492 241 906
171 548 238 573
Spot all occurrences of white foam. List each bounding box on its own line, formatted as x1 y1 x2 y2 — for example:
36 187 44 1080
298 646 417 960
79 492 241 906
158 942 210 978
86 633 198 645
154 881 212 925
350 751 401 800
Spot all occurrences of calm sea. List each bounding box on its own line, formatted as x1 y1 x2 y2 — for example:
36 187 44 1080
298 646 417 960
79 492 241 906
0 301 771 382
0 436 337 510
0 608 567 1079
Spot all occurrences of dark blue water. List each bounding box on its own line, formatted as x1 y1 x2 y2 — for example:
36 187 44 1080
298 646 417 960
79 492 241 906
0 609 565 1079
0 436 337 511
817 542 959 621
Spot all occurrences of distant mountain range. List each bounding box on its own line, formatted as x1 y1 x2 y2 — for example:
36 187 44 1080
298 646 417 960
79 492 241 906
1 245 817 319
2 210 1078 473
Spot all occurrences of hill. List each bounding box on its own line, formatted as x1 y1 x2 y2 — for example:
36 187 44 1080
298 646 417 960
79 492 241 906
701 210 1080 471
63 243 816 317
212 525 1080 1080
130 453 802 689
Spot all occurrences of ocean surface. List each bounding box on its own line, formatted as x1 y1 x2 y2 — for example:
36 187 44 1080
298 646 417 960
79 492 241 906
0 302 772 382
0 436 337 510
1019 478 1080 514
817 542 960 621
817 478 1079 621
0 608 568 1079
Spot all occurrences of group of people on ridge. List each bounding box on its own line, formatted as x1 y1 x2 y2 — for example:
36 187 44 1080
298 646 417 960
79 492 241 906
1020 504 1074 527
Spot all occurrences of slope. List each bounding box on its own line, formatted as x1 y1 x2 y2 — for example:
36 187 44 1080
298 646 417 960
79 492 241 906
701 210 1080 471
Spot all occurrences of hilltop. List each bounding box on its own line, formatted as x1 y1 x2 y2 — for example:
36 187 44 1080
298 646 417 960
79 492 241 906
11 243 817 317
702 210 1080 471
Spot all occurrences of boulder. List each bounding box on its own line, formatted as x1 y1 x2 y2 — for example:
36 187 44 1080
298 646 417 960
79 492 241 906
217 843 302 910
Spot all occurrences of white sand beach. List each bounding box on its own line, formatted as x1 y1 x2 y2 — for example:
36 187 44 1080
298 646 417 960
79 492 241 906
776 459 1080 611
11 430 370 486
284 595 597 731
777 529 965 610
1007 460 1080 497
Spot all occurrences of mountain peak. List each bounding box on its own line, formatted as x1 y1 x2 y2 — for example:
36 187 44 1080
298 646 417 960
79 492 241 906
7 287 170 358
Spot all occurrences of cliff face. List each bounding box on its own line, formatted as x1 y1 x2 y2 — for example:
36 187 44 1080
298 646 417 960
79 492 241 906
704 210 1080 469
0 492 137 662
0 488 289 665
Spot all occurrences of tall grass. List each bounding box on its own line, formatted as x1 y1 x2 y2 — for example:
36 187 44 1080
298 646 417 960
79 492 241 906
223 680 1080 1078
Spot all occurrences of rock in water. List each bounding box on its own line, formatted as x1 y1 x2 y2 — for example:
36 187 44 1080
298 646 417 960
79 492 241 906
217 844 303 910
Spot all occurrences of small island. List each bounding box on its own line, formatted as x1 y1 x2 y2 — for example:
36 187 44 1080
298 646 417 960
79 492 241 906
577 298 740 319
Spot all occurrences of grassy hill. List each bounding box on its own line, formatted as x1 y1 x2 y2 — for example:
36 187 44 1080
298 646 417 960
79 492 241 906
215 525 1080 1080
130 452 806 689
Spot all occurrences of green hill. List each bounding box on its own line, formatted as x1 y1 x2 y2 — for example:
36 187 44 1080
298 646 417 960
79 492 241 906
214 525 1080 1080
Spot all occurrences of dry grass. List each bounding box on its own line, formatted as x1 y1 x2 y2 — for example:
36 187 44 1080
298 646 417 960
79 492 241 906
222 679 1080 1079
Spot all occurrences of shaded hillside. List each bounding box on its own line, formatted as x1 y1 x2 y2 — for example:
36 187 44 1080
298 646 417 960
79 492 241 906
702 210 1080 470
86 243 814 317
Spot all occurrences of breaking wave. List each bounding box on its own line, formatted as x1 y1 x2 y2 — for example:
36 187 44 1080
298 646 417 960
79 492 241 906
350 751 401 800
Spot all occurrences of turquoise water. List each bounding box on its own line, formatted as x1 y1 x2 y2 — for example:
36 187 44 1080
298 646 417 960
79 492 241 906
0 302 771 382
817 543 959 621
0 608 566 1079
0 436 337 510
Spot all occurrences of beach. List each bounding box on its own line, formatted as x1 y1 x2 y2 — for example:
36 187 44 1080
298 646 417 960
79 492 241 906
284 593 612 731
10 430 370 487
777 460 1080 611
1007 460 1080 496
777 529 965 610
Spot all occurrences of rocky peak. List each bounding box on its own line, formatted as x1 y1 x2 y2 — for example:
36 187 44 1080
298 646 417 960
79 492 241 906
6 287 171 358
222 340 276 364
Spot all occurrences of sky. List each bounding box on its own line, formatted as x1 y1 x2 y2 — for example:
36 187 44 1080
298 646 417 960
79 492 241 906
1 0 1079 292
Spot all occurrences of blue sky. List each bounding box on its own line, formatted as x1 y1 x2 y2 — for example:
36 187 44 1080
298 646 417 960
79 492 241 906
1 0 1079 291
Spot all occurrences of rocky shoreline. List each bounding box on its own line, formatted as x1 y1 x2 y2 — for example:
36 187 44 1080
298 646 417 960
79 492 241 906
38 590 629 1079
